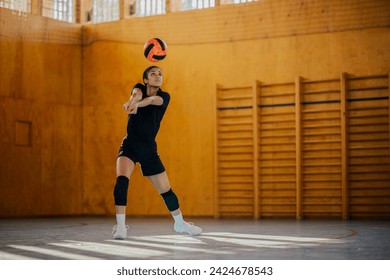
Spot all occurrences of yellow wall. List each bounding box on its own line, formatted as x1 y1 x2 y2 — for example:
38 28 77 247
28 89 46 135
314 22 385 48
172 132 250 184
0 11 83 217
1 0 389 218
82 1 390 217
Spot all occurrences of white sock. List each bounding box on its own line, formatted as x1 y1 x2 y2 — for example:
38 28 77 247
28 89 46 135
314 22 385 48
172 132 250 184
116 214 126 226
173 212 184 225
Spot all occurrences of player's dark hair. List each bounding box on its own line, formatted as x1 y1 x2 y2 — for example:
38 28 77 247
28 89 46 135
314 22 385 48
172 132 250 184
143 66 162 84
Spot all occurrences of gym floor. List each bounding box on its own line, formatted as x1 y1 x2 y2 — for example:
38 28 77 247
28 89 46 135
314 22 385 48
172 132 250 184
0 217 389 260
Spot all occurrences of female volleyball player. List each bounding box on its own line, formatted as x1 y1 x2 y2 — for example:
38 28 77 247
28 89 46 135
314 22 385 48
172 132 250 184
112 66 202 239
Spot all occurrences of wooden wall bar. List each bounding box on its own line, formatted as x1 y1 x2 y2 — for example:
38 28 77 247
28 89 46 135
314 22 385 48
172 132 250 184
301 78 343 218
215 73 390 219
340 72 349 220
215 85 257 218
258 81 297 218
347 74 390 218
295 77 303 219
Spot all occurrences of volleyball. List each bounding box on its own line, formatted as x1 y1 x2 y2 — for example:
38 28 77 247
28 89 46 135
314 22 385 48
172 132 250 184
143 38 167 62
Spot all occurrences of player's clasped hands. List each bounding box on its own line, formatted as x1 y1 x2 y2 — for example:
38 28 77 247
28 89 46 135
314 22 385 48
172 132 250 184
123 100 139 114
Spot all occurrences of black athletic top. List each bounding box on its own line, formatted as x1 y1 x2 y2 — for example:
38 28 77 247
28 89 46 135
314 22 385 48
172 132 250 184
126 83 170 142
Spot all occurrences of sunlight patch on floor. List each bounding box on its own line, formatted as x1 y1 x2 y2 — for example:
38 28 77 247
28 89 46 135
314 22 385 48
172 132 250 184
49 240 166 258
2 231 345 260
7 245 101 260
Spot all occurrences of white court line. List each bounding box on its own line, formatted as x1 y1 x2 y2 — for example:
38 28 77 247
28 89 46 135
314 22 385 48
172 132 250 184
203 232 342 243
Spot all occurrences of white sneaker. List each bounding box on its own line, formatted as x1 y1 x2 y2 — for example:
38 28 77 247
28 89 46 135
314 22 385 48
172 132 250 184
112 225 129 240
174 221 202 236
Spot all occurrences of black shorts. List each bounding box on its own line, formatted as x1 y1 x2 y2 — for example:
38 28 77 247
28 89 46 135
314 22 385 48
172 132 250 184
117 137 165 176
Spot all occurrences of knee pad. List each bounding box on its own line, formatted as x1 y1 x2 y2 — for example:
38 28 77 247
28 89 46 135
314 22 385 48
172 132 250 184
161 188 180 212
113 176 129 206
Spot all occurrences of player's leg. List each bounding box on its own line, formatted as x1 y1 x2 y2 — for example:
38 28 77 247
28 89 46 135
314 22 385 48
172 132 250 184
112 156 135 239
147 171 202 236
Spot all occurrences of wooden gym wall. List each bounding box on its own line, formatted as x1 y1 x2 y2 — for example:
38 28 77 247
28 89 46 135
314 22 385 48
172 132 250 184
0 9 83 217
215 74 390 219
83 1 390 218
1 1 390 218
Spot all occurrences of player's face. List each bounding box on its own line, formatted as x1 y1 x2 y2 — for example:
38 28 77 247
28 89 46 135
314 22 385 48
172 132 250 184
146 67 163 87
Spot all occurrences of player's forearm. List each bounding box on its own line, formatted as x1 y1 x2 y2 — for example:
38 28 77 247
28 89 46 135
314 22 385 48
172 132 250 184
137 96 163 107
129 90 142 105
123 90 142 112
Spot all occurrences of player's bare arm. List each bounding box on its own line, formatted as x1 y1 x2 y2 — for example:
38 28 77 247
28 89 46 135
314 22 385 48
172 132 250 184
128 96 163 115
123 88 142 113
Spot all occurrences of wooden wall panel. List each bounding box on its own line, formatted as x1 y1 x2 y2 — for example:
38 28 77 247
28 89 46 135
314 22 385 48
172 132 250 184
0 15 82 217
0 99 83 217
39 104 83 216
0 98 42 216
